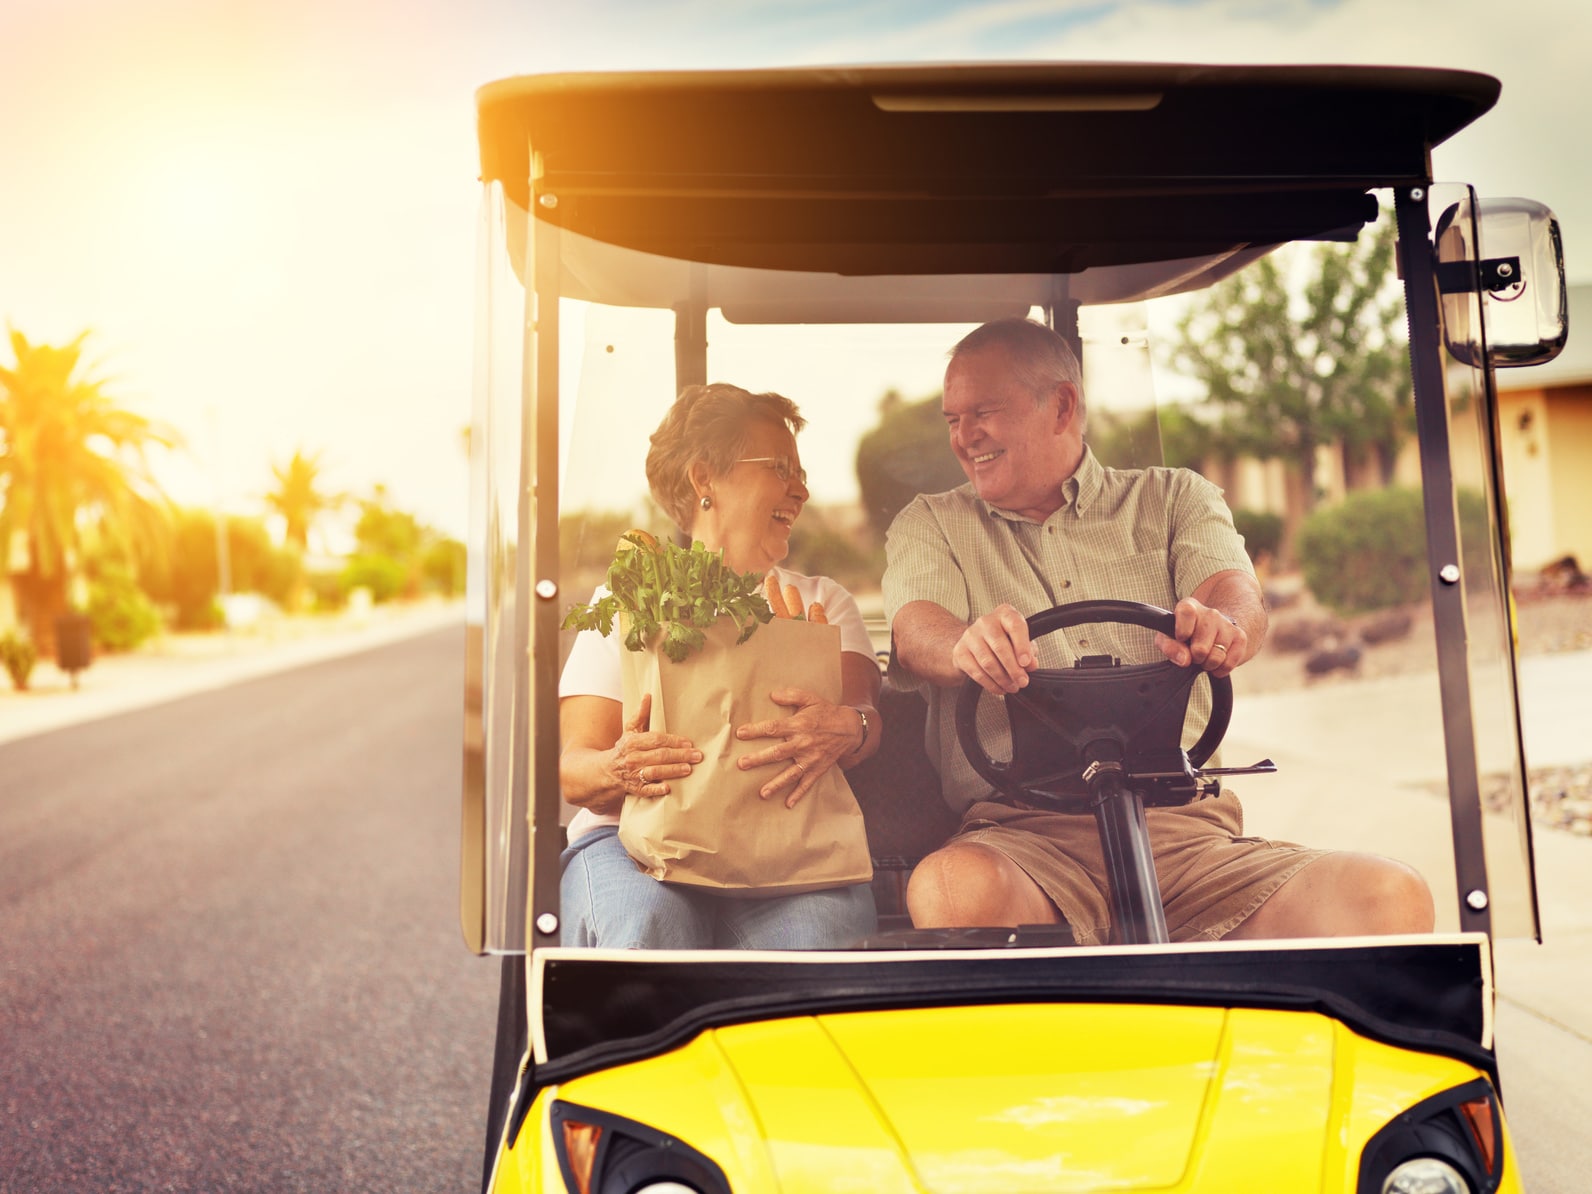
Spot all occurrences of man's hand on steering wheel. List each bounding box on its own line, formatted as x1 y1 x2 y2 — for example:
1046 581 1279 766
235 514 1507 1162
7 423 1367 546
1154 596 1249 679
952 602 1037 695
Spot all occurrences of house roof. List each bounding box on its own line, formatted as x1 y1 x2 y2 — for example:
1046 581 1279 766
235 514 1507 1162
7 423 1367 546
1496 283 1591 390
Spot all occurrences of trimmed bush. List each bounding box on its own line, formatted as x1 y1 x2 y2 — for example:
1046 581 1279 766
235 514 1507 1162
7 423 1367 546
1231 509 1283 565
1298 488 1428 615
1 630 38 691
340 554 407 604
1298 487 1495 616
420 537 467 598
87 568 163 652
306 570 350 612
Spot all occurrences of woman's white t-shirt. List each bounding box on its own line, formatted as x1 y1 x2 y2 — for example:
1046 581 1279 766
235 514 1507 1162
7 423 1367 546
558 566 875 842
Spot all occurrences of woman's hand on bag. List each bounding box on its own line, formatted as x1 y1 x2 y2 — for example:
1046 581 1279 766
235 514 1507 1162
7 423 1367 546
608 694 702 800
735 687 860 809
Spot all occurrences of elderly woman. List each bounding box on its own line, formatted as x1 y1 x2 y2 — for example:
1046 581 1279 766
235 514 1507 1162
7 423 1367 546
557 383 882 949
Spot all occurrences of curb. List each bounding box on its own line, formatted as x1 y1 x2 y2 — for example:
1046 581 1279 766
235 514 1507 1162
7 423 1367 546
0 602 464 747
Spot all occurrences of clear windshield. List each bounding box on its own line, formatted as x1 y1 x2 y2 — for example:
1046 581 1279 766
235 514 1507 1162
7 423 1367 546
469 191 1539 954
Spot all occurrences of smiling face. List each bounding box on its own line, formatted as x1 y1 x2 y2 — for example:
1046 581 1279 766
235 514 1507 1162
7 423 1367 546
942 344 1083 522
691 418 808 573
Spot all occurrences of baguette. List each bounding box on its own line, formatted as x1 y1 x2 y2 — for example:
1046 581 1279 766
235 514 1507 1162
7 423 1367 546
764 573 792 617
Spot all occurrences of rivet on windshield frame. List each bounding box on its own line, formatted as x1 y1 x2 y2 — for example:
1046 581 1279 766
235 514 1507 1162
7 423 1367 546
535 912 560 935
1466 889 1489 911
538 193 559 209
1411 187 1425 201
1439 564 1461 585
536 579 558 600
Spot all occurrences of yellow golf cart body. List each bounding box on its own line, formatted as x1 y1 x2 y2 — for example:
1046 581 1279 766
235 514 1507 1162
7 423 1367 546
462 64 1567 1193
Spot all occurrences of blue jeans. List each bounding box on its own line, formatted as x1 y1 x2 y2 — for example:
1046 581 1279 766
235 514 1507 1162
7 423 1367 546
559 826 877 950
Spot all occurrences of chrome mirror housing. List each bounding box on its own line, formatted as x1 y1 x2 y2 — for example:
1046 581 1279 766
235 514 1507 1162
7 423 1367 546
1436 196 1568 368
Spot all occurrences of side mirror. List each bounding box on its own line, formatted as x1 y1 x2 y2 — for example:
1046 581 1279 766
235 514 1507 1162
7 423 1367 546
1434 197 1568 369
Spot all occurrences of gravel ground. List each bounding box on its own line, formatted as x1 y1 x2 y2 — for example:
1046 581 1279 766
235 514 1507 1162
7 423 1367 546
1248 584 1592 836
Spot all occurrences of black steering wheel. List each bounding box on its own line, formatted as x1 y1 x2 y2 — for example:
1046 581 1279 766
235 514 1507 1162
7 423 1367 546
954 599 1232 811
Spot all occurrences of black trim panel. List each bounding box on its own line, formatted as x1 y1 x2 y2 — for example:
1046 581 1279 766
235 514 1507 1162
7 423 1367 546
533 939 1493 1085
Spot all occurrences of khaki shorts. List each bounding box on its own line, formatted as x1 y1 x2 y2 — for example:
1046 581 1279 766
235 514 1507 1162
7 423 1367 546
952 793 1327 945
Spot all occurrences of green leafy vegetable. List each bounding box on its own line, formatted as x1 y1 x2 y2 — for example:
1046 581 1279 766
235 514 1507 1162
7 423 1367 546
561 530 774 662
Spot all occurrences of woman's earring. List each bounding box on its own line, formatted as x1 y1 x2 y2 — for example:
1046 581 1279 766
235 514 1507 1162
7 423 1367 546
700 495 712 511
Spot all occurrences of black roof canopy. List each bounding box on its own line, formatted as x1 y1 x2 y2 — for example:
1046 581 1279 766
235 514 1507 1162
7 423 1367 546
476 62 1500 275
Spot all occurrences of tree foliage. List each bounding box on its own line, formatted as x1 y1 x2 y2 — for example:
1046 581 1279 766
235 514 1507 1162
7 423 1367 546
1167 215 1412 519
1087 404 1223 472
135 508 303 628
854 389 965 540
264 448 342 552
0 329 176 648
337 486 465 604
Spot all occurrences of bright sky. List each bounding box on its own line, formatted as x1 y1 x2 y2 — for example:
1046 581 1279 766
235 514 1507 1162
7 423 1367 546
3 0 1587 540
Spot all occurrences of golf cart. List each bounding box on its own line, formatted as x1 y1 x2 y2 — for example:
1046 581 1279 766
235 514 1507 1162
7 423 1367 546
462 64 1567 1193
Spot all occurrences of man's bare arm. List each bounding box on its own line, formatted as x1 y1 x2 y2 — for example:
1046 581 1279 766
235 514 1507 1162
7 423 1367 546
1154 568 1267 678
893 598 1037 694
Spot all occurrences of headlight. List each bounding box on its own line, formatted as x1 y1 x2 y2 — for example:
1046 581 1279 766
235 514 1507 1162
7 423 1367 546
550 1100 731 1194
1358 1079 1502 1194
1381 1157 1471 1194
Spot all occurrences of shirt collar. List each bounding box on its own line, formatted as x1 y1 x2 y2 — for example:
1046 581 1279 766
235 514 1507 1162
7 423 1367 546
978 447 1103 525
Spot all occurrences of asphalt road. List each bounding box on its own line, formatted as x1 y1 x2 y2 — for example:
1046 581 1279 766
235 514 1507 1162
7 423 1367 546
0 626 500 1193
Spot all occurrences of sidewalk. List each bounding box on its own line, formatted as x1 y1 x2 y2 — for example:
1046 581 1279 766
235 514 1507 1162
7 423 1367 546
0 599 464 747
1226 647 1592 1046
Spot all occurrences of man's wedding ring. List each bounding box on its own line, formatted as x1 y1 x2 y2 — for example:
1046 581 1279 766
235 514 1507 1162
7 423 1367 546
1212 643 1229 656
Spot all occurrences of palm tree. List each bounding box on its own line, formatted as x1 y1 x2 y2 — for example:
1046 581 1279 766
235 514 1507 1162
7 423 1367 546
0 329 176 652
264 449 342 553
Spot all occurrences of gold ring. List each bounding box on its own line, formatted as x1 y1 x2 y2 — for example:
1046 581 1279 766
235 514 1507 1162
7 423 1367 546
793 761 806 776
640 767 651 783
1212 643 1228 656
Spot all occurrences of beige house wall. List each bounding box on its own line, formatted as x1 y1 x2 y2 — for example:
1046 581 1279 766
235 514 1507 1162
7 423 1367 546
1544 385 1592 570
1496 388 1557 570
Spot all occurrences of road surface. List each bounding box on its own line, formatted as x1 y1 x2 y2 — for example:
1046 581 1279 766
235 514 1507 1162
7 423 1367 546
1 626 499 1192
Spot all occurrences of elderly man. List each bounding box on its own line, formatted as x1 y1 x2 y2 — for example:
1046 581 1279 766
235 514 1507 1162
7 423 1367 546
883 317 1433 943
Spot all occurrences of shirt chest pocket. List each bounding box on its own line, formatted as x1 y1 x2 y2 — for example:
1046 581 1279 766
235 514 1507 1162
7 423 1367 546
1091 549 1178 612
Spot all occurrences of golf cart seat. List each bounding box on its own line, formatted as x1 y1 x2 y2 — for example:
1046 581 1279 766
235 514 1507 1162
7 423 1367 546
847 683 961 929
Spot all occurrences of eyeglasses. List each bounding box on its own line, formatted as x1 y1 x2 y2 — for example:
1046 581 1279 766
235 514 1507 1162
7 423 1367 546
736 456 808 488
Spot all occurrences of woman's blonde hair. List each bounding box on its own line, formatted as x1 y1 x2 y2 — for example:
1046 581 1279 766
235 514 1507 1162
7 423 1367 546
646 382 806 532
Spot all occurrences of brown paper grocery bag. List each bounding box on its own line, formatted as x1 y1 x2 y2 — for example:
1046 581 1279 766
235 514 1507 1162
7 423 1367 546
616 614 873 896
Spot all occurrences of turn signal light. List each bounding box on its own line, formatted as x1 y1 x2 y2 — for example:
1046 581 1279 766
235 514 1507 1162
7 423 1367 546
560 1120 604 1194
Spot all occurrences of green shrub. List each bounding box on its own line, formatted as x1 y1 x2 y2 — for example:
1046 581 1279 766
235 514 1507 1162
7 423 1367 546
137 508 303 625
341 554 408 604
87 568 163 652
1298 488 1428 615
420 537 467 597
178 599 226 632
782 507 882 594
1 630 38 691
306 570 350 611
1231 509 1283 565
1299 486 1497 616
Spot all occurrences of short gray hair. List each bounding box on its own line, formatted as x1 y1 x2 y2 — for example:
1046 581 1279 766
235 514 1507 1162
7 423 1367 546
950 317 1086 427
645 382 805 532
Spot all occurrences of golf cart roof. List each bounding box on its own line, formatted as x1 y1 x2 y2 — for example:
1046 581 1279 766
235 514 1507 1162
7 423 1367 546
476 62 1499 279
